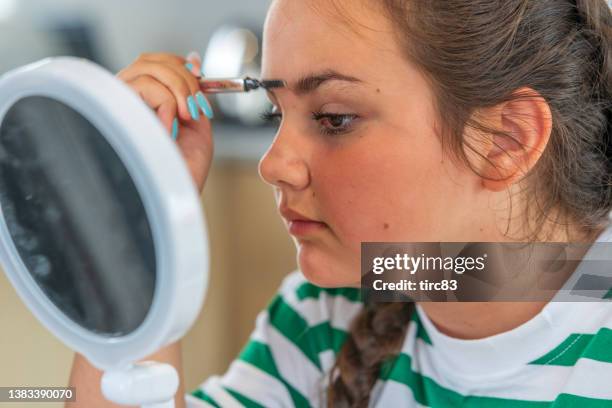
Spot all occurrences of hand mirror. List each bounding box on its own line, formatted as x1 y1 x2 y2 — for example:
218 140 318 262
0 56 209 408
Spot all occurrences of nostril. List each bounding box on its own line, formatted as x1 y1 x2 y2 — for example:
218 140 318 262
257 141 310 190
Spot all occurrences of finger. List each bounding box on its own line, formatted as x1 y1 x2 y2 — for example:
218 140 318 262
158 100 179 137
140 51 201 87
126 75 176 111
158 61 207 122
194 91 214 119
125 75 177 133
138 52 187 66
119 60 194 122
159 61 201 102
182 53 213 118
125 52 205 118
131 58 204 120
185 51 203 76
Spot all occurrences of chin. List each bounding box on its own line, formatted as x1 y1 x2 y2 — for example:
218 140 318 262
296 241 359 288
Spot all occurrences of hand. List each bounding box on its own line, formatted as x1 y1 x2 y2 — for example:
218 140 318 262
117 51 213 193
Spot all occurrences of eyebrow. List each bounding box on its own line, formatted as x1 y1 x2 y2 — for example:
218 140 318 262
265 69 364 96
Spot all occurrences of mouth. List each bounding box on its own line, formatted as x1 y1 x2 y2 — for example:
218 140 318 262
279 205 328 237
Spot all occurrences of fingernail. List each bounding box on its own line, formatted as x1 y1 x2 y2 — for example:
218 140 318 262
187 95 200 121
171 118 179 140
184 62 194 72
186 51 202 63
196 91 214 119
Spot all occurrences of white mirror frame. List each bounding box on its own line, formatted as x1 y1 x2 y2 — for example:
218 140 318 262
0 56 209 372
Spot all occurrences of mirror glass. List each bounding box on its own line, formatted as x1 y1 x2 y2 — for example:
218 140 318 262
0 96 156 337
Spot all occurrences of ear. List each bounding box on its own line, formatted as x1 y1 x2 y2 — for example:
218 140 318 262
477 87 553 192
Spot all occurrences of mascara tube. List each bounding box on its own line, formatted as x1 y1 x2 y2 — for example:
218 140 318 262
198 77 285 93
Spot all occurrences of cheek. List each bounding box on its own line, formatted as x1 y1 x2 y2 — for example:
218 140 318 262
313 129 450 250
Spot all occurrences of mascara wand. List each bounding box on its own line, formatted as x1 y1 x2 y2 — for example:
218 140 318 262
198 76 286 94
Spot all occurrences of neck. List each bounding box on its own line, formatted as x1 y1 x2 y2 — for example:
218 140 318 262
419 222 606 339
417 301 548 339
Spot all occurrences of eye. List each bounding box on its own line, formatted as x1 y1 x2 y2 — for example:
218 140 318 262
259 110 282 124
259 109 360 136
312 111 359 136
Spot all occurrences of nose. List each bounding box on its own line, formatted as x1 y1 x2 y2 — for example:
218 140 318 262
258 127 310 191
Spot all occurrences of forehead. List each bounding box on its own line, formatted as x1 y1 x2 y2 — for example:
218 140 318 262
261 0 401 78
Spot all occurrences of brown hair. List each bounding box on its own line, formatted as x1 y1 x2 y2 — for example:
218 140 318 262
326 0 612 406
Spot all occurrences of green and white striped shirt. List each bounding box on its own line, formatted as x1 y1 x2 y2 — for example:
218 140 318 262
187 234 612 407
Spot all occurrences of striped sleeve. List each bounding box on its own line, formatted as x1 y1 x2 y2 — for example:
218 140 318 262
187 270 364 408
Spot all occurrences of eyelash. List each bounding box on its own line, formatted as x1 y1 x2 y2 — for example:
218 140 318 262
259 110 359 136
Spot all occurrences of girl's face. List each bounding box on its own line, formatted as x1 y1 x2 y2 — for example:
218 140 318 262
258 0 492 287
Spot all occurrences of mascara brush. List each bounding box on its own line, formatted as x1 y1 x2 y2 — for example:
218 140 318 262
198 76 286 93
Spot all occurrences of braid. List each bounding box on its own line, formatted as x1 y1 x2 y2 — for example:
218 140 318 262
327 302 414 407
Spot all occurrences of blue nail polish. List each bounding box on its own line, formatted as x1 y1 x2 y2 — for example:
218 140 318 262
185 62 194 72
196 92 214 119
171 118 179 140
187 95 200 120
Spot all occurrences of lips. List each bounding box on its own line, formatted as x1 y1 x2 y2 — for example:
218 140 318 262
278 206 327 236
279 206 319 223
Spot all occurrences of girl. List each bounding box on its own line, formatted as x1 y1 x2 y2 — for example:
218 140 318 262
69 0 612 406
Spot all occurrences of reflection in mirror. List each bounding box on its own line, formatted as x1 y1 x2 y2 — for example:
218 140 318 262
0 96 156 337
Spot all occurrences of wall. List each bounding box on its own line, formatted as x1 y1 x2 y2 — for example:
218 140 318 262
5 0 272 72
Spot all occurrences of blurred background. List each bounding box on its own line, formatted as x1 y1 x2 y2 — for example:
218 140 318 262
0 0 299 406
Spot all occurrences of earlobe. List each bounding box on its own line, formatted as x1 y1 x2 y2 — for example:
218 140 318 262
480 87 553 193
